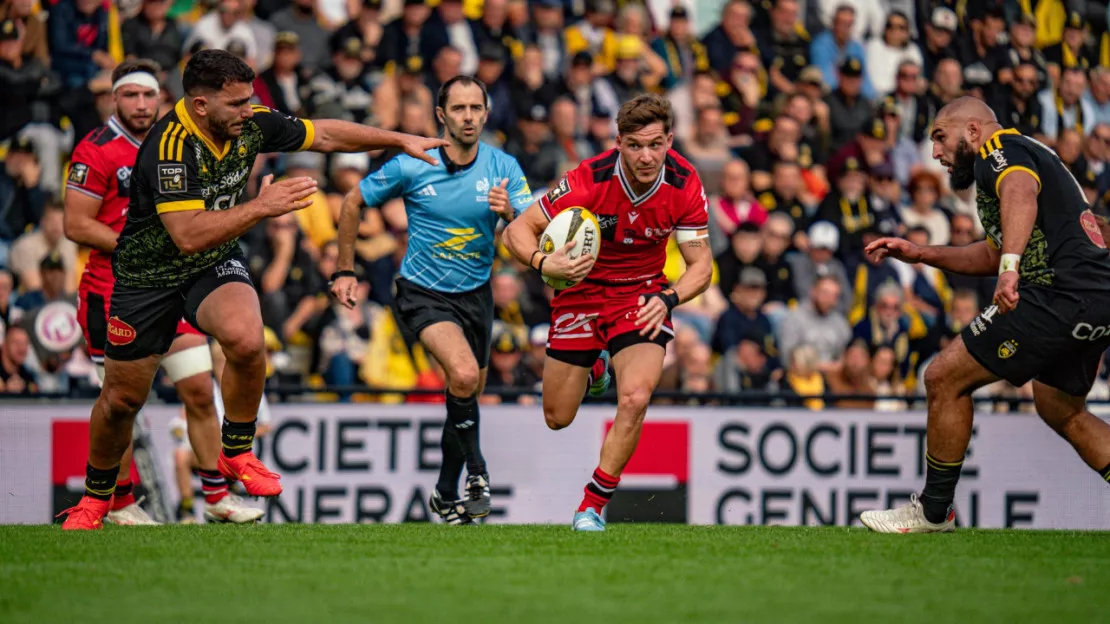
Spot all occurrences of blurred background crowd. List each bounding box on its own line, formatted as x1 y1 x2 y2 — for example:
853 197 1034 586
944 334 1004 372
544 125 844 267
3 0 1110 410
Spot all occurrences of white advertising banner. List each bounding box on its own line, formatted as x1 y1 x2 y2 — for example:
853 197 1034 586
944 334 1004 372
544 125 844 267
1 404 1108 528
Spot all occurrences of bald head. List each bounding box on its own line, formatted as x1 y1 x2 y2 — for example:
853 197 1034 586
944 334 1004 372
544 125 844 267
929 97 1002 191
936 96 998 126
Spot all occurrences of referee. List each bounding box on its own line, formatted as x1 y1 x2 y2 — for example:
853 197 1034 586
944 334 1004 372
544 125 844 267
332 76 533 524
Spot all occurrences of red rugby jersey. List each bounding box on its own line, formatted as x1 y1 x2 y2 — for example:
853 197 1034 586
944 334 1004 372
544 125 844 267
66 117 142 292
539 148 708 284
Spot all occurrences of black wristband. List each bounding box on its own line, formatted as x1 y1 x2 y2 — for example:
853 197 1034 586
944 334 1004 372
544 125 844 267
330 270 356 283
648 288 680 312
535 255 546 276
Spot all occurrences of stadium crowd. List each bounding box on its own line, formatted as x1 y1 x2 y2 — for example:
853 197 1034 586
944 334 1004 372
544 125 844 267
2 0 1110 408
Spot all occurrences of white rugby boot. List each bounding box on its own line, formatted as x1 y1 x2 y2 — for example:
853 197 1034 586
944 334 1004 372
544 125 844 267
860 494 955 533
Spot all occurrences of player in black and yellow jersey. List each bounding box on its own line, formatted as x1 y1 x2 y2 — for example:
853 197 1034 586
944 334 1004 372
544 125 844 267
859 97 1110 533
61 49 446 530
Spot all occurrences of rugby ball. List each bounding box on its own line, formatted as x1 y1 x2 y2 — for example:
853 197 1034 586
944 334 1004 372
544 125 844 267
539 207 601 290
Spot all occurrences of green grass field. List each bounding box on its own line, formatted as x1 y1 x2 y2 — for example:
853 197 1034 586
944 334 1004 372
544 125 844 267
1 525 1107 623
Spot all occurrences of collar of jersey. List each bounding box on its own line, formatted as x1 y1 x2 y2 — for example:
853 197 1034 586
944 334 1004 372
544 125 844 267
174 99 232 161
107 116 142 149
979 127 1021 158
615 153 664 206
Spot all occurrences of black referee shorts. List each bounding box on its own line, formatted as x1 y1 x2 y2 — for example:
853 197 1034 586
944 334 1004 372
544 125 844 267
962 283 1110 397
393 277 494 368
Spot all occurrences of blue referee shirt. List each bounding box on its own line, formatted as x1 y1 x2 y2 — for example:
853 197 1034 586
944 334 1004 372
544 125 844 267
359 143 532 293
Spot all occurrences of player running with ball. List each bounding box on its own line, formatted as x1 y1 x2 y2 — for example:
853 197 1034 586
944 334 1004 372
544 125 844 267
860 97 1110 533
332 76 532 524
503 93 714 531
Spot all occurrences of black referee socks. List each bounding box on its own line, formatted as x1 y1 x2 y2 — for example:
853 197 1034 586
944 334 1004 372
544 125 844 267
446 392 486 476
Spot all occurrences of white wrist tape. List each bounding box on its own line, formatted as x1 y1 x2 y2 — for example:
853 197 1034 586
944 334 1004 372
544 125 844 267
112 71 160 93
999 253 1021 275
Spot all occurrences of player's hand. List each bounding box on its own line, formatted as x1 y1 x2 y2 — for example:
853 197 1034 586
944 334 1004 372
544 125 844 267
542 240 595 282
330 275 359 309
256 174 318 216
635 293 671 340
865 237 922 263
400 135 450 166
993 271 1020 313
489 178 513 221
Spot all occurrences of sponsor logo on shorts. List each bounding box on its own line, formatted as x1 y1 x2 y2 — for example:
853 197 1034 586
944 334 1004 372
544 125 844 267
68 162 89 185
968 305 998 336
215 258 251 280
107 316 137 346
1080 210 1106 249
1071 322 1110 341
552 312 599 340
158 163 187 194
997 339 1018 359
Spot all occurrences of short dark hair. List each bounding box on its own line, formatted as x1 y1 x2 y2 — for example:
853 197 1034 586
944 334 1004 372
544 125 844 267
437 75 489 110
616 93 674 136
112 58 161 84
182 49 256 96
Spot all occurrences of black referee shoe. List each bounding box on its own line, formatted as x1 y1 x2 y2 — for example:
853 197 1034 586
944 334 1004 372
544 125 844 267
430 489 474 526
464 473 491 518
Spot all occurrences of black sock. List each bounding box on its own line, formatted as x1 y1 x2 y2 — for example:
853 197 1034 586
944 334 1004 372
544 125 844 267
921 452 963 523
1099 461 1110 483
446 392 485 475
221 419 257 457
436 419 466 500
84 463 119 501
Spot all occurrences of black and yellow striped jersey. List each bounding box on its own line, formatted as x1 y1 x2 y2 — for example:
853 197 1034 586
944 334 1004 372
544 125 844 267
114 100 314 288
974 128 1110 291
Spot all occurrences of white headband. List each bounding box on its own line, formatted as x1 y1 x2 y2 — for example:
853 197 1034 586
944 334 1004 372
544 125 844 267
112 71 160 93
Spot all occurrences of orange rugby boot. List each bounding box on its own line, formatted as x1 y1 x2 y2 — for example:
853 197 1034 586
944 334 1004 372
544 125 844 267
58 496 110 531
218 451 283 497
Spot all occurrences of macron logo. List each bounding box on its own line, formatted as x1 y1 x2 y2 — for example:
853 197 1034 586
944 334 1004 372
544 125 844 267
629 211 640 223
418 185 438 197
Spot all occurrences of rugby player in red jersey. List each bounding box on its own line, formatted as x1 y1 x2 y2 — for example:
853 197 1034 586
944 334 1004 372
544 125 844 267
64 60 261 524
503 94 714 531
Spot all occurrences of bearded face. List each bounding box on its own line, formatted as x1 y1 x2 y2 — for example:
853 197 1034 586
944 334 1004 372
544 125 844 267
948 137 978 190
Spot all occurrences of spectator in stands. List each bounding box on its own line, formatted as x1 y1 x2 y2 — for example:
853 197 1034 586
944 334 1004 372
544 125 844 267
997 12 1047 88
943 213 994 306
310 36 373 123
867 161 904 238
249 212 321 331
1086 69 1110 127
816 155 877 259
825 337 876 408
809 4 874 100
122 0 183 73
379 0 431 69
546 97 588 165
1041 66 1095 141
0 269 13 329
555 51 597 137
255 32 311 116
431 46 466 94
486 325 535 395
0 138 44 261
895 226 950 330
866 11 921 96
509 43 559 124
748 115 809 194
425 0 477 76
779 274 851 365
783 88 829 165
186 0 259 69
13 248 65 311
825 57 872 152
474 41 514 137
888 61 928 145
316 282 370 401
0 18 59 143
716 221 763 296
469 0 519 67
851 281 927 380
783 343 825 410
683 105 732 196
9 201 73 294
652 6 706 91
788 221 851 310
269 0 330 72
758 160 810 244
918 7 956 80
927 57 963 119
1055 129 1086 181
757 213 797 308
678 341 714 397
713 334 780 393
505 103 562 190
845 225 901 322
714 266 774 354
760 0 809 97
586 102 616 154
47 0 111 90
0 323 34 393
491 269 533 329
593 36 665 125
718 49 763 142
956 7 1004 99
0 0 48 66
523 323 548 391
871 344 905 411
565 0 616 72
330 0 383 70
1081 123 1110 186
522 0 566 80
709 160 766 253
900 170 950 246
991 61 1044 139
1044 11 1096 81
702 0 756 76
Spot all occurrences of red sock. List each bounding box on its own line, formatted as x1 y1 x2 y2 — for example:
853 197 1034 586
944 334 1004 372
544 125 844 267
588 358 607 385
577 467 619 513
111 479 135 510
197 468 228 504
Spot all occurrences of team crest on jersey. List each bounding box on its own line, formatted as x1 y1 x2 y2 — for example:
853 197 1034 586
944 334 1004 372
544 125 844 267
68 163 89 185
158 163 187 193
546 176 571 204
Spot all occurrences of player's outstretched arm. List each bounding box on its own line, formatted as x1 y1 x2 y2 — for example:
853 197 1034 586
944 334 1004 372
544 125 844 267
866 237 999 276
331 188 364 309
161 176 317 255
308 120 448 166
63 190 119 252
